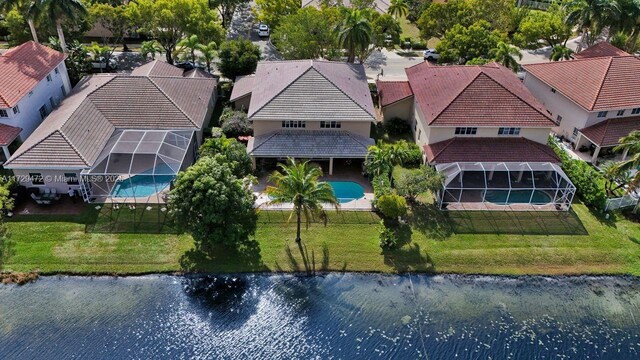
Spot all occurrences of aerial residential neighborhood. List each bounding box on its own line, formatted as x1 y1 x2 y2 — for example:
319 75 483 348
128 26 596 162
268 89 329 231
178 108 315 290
0 0 639 358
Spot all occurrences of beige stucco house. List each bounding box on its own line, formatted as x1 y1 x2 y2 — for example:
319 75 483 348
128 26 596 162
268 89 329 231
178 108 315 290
231 60 376 175
522 42 640 164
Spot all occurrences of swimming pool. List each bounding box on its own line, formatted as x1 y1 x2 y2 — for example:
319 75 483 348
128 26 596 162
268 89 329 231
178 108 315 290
328 181 365 203
111 175 175 198
484 190 552 204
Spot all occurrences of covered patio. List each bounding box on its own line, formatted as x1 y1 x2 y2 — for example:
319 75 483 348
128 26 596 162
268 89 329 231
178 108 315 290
436 162 576 211
575 117 639 165
0 123 22 164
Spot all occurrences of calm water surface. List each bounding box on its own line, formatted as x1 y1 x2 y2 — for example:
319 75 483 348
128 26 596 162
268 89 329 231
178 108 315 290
1 274 639 359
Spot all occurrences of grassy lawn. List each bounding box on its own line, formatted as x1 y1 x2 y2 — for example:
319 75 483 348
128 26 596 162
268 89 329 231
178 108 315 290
2 202 640 276
399 16 420 39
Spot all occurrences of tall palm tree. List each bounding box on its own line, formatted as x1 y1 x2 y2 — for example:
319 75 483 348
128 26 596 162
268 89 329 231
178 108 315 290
550 44 574 61
28 0 87 53
387 0 408 19
336 9 372 63
613 130 640 191
490 41 522 72
364 142 408 178
600 161 632 195
177 34 200 64
614 0 640 49
564 0 620 47
140 40 163 60
265 159 339 243
198 41 217 73
0 0 39 42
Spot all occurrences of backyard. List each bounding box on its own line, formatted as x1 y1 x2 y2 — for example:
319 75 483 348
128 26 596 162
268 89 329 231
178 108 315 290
1 203 640 276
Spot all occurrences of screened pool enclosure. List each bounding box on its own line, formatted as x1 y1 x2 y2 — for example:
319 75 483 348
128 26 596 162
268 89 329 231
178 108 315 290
436 162 576 211
80 129 196 203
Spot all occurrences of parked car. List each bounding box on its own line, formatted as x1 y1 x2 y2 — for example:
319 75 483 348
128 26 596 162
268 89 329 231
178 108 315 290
258 24 269 38
174 61 205 71
91 57 118 71
423 49 440 61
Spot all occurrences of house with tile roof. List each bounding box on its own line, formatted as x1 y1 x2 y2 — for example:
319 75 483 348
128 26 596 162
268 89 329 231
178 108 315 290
231 60 376 175
377 62 575 210
523 43 640 164
0 41 70 162
4 61 217 203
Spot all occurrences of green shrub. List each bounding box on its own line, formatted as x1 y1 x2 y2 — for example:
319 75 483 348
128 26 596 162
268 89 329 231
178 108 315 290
372 175 392 205
377 194 407 219
396 140 422 168
411 40 428 50
385 117 411 137
220 107 252 138
378 221 399 249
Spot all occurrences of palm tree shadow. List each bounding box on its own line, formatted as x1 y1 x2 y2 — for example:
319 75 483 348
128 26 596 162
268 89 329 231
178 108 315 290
283 241 331 274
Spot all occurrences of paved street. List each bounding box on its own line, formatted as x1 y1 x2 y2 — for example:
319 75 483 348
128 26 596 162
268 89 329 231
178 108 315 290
518 36 582 65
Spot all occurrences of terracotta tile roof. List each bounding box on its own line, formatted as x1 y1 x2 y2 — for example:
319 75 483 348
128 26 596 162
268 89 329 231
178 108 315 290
130 60 184 77
248 60 375 122
0 123 22 146
230 75 254 101
573 42 630 59
0 41 66 108
376 81 413 106
406 62 555 127
423 137 560 164
523 55 640 111
580 117 640 147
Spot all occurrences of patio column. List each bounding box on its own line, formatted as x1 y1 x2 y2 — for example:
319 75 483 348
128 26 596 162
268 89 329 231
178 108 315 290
1 146 10 161
251 156 256 170
329 157 334 175
591 145 601 163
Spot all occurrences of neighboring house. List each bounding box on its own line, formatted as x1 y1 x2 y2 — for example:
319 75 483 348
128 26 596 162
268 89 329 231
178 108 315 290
231 60 376 175
522 43 640 164
0 41 71 161
378 62 575 210
4 60 217 203
302 0 390 13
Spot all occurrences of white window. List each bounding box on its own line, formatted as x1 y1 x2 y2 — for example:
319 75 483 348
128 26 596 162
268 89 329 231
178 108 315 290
0 109 7 118
29 173 44 185
54 67 59 74
28 91 33 97
418 129 421 140
597 111 608 118
320 121 341 129
551 88 556 93
632 107 640 115
498 127 521 136
281 120 305 128
573 127 579 136
39 105 48 120
455 127 477 135
65 172 79 185
12 105 19 114
61 85 67 97
556 115 562 124
46 74 52 82
617 110 625 116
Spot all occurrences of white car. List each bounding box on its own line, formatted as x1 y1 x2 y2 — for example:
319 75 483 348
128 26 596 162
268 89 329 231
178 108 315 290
258 24 269 38
423 49 440 61
91 57 118 71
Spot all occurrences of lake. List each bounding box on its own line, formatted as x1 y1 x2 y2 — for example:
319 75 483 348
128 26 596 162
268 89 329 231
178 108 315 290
1 274 639 359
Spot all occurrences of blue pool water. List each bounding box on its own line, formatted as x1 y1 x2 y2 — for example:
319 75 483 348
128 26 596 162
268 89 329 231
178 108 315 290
328 181 365 203
111 175 175 198
485 190 552 204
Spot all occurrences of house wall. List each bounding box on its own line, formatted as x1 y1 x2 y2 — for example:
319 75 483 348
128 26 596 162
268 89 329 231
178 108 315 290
0 61 70 141
12 168 84 193
381 97 413 122
425 126 551 144
252 120 372 138
233 94 251 112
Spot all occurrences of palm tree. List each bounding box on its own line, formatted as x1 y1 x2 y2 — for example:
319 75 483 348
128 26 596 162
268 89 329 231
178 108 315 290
140 40 163 60
564 0 620 48
198 41 217 73
614 0 640 49
336 9 372 63
550 44 574 61
177 34 201 64
490 41 522 72
0 0 39 43
387 0 408 19
613 130 640 191
265 159 339 243
365 142 408 178
600 161 632 195
28 0 87 53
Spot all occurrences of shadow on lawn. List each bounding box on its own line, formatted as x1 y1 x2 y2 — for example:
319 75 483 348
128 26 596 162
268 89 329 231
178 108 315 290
0 225 14 271
180 239 266 272
382 223 437 273
276 241 338 274
85 205 177 234
446 209 588 235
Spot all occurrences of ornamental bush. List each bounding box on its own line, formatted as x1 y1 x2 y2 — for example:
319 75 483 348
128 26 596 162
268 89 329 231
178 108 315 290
372 175 392 205
377 194 407 219
219 107 252 138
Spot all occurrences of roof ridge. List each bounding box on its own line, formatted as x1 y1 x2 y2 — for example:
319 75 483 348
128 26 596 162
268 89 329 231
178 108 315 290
56 130 90 165
431 138 457 160
345 131 373 148
429 71 484 125
591 56 615 111
147 77 199 128
250 66 314 117
311 66 376 119
249 131 279 154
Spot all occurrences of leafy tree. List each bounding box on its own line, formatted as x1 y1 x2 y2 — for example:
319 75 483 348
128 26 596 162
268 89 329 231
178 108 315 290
376 194 407 219
132 0 223 64
209 0 249 28
365 142 409 178
336 9 372 63
405 0 431 23
140 40 163 60
271 6 341 60
219 107 253 138
550 44 574 61
2 8 32 45
0 0 40 42
513 4 572 49
388 0 408 19
27 0 87 52
217 39 261 80
436 20 506 64
168 155 257 250
48 38 90 85
490 41 522 72
371 13 402 48
88 2 133 51
253 0 300 28
564 0 620 48
266 159 339 243
466 57 492 65
614 0 640 50
198 41 218 73
395 165 444 202
176 34 201 63
86 42 111 72
199 134 253 178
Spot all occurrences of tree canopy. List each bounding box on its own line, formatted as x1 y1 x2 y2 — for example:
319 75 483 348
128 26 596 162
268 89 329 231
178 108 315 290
435 20 506 64
253 0 300 28
513 4 572 49
199 134 253 178
217 39 261 80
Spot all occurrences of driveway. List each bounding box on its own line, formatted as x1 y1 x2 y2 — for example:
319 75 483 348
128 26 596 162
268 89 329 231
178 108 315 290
518 36 582 65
